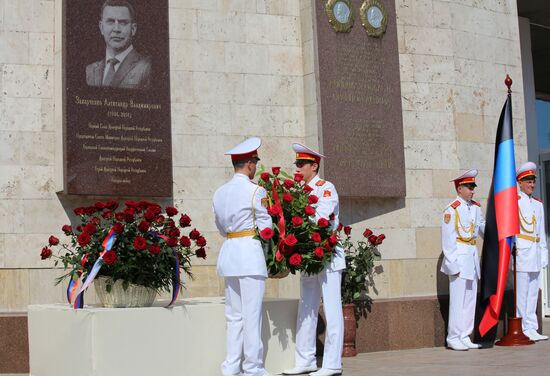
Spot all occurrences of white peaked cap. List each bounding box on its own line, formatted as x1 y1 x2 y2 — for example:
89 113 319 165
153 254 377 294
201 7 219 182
516 161 537 180
450 169 478 187
292 143 326 163
224 137 261 161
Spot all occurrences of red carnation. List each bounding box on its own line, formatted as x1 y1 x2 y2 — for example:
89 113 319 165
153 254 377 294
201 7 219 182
196 236 207 247
311 232 321 242
196 248 207 259
275 250 284 262
272 167 281 175
62 225 72 235
48 235 59 246
308 195 319 204
260 228 274 240
317 218 329 228
189 228 201 240
77 232 91 247
289 253 302 266
363 228 373 238
166 237 178 247
314 247 324 259
368 235 378 244
40 247 52 260
303 185 313 193
74 207 85 216
328 234 338 246
283 179 295 189
267 204 282 216
148 244 161 256
103 251 117 265
294 173 304 182
180 236 191 247
291 216 303 227
112 222 124 233
304 206 315 216
133 236 147 250
283 193 294 203
283 234 298 247
138 220 150 233
179 214 192 227
165 206 178 217
344 226 352 235
261 172 271 181
376 234 386 245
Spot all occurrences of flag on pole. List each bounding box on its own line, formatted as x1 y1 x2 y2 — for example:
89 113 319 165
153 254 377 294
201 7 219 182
479 78 520 337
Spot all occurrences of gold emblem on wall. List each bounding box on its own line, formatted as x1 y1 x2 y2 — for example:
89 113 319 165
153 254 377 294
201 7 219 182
360 0 388 37
325 0 354 33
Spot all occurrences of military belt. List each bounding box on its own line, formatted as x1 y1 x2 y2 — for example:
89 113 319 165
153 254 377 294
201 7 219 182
456 238 476 245
227 229 256 239
517 234 540 243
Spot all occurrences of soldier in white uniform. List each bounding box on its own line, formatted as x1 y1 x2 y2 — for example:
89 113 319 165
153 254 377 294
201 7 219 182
440 169 485 351
283 144 345 376
213 137 274 376
515 162 549 341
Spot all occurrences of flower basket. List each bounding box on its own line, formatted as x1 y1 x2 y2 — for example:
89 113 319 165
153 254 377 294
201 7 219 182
257 167 338 276
40 200 208 308
94 276 157 308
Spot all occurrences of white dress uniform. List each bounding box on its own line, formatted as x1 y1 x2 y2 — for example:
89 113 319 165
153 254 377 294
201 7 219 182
213 138 273 376
284 144 345 376
514 162 549 340
440 169 485 350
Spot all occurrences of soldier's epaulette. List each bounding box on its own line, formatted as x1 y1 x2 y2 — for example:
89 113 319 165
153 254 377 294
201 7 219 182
472 200 481 207
534 197 543 203
315 179 325 186
450 200 461 209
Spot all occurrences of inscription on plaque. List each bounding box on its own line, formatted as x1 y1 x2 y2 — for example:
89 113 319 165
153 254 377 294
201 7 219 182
64 0 172 197
315 0 405 198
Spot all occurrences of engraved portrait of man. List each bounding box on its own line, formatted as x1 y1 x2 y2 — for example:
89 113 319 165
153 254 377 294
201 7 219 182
86 0 152 89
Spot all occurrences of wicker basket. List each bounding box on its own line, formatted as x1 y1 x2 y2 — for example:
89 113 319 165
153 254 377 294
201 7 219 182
94 277 157 308
268 269 290 279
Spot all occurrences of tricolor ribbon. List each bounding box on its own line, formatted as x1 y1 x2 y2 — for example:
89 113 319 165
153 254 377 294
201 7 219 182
152 232 181 307
66 253 89 309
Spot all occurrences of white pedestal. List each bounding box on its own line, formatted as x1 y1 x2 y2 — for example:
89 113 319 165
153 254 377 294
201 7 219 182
28 297 298 376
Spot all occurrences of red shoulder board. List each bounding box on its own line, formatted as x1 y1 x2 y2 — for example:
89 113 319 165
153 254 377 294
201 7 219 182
316 179 325 186
472 200 481 207
534 197 543 203
450 200 461 209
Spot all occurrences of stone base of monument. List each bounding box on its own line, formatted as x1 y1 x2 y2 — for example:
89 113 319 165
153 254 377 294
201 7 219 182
28 297 297 376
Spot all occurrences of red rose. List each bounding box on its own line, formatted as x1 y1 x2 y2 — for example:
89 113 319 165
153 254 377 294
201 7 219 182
289 253 302 266
344 226 352 235
145 210 155 221
283 234 298 247
166 237 178 247
48 235 59 246
304 206 315 216
133 236 147 250
179 214 192 227
115 212 125 220
368 235 378 244
77 232 91 247
314 247 324 259
189 228 201 240
169 228 180 238
106 200 118 209
91 217 101 225
74 207 85 216
272 167 281 175
267 204 282 216
94 201 106 210
363 228 373 238
84 206 96 215
308 195 319 204
125 200 139 208
328 234 338 246
329 213 335 220
154 215 165 224
337 223 343 232
165 206 178 217
125 214 135 223
303 185 313 193
275 250 284 262
196 236 207 247
261 172 271 181
376 234 386 245
283 179 295 189
103 251 117 265
124 207 136 216
102 210 113 219
62 224 72 235
76 225 82 232
82 223 96 234
40 247 52 260
311 232 321 242
260 228 274 240
294 173 304 182
283 193 293 203
317 218 329 227
138 220 150 233
291 216 303 227
196 248 207 259
112 222 124 233
180 236 191 247
148 244 161 256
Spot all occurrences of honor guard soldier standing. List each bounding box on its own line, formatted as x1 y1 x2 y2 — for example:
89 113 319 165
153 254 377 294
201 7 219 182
440 169 485 351
515 162 549 341
283 144 345 376
213 137 274 376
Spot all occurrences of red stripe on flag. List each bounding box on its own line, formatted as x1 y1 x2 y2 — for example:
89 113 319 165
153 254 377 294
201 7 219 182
494 185 519 240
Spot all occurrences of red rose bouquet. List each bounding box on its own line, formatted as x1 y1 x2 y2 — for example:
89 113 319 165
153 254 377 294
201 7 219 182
40 200 207 303
257 167 336 276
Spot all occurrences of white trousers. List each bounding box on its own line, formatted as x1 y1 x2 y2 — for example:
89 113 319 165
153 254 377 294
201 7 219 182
222 276 266 376
295 270 344 370
516 271 540 332
447 275 477 343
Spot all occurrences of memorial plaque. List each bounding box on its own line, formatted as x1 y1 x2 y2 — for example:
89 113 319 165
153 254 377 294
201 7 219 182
315 0 405 198
64 0 172 196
